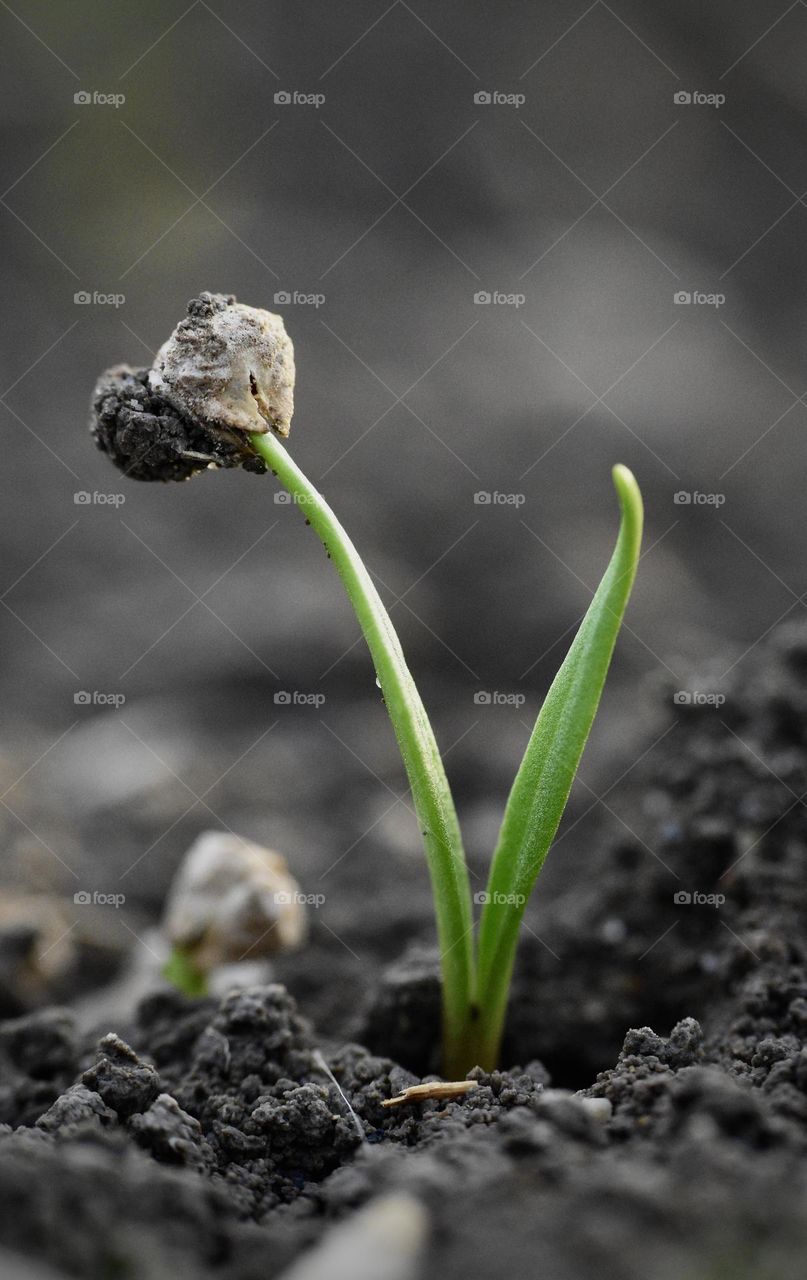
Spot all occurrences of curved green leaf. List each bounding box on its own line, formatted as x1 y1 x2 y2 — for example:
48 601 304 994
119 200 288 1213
249 430 476 1076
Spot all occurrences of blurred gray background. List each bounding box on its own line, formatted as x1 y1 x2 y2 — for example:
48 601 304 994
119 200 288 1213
0 0 803 1002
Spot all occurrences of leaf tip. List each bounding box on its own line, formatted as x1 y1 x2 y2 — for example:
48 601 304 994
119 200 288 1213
611 464 643 548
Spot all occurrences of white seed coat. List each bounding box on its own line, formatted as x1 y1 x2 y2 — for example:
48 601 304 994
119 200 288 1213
150 297 295 436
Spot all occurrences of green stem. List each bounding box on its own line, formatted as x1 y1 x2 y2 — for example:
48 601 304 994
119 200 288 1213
250 431 476 1076
163 945 209 998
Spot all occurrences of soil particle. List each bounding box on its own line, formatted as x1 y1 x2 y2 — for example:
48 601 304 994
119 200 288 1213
82 1032 161 1119
91 364 267 482
130 1093 214 1170
357 945 442 1074
35 1084 114 1134
0 1008 79 1126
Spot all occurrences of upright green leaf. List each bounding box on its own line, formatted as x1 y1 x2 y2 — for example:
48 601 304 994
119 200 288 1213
472 465 643 1069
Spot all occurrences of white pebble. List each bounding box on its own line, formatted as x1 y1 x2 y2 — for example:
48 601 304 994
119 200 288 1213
163 830 306 969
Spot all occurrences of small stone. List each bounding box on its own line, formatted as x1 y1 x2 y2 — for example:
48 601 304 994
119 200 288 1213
275 1193 428 1280
536 1089 604 1137
577 1096 612 1125
163 831 306 971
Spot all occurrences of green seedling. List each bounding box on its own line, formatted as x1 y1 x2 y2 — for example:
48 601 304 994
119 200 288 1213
250 434 642 1074
92 293 643 1076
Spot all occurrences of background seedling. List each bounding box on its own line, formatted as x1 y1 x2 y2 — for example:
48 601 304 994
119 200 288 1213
92 295 643 1076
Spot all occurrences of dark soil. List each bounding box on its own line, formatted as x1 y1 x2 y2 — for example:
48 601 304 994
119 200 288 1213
3 623 807 1279
91 362 269 483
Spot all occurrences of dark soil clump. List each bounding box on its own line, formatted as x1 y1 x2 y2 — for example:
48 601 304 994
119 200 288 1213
3 624 807 1277
91 363 267 483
